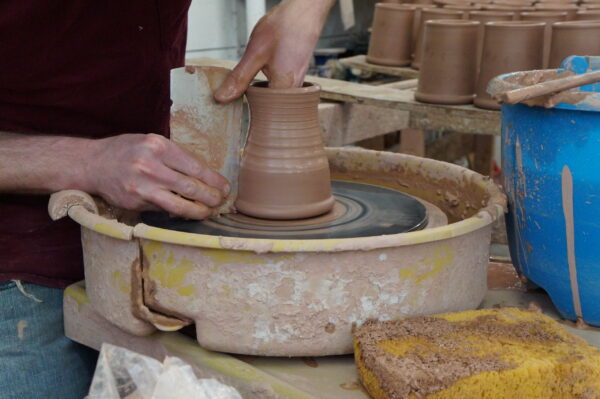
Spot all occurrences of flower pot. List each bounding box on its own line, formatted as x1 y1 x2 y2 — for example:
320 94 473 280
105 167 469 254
235 82 335 220
468 10 516 72
412 8 465 69
548 20 600 67
521 11 568 67
367 3 416 66
415 20 480 104
474 21 545 109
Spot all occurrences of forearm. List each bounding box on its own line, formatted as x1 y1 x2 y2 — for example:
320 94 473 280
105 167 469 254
0 132 92 194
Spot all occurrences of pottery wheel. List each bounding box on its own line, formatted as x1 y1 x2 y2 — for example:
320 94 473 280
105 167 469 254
141 181 428 239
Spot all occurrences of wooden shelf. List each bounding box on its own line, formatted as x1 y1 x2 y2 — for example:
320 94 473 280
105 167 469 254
339 55 420 79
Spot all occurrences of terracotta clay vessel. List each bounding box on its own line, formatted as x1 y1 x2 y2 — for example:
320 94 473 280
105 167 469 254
415 20 479 104
575 10 600 20
410 4 436 53
468 11 515 72
548 20 600 67
474 21 545 109
367 3 415 66
521 11 568 67
412 8 464 69
534 4 579 19
235 82 335 220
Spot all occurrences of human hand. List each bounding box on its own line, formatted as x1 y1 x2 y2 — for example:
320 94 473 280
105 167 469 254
214 0 335 103
83 134 229 219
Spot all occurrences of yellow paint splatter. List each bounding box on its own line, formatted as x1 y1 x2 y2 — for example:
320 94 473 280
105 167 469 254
111 270 131 294
222 285 232 297
144 242 195 290
398 245 454 283
177 285 196 296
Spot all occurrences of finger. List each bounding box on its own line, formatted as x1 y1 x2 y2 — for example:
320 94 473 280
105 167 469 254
146 189 212 220
162 143 231 196
214 30 271 103
147 162 224 208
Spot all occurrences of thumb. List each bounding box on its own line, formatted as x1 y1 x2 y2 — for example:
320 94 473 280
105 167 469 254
214 44 268 104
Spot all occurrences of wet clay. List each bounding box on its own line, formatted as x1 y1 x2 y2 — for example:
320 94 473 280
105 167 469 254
411 8 464 69
474 21 545 110
235 82 335 219
468 11 515 73
521 11 568 68
367 3 415 66
415 20 480 104
548 20 600 67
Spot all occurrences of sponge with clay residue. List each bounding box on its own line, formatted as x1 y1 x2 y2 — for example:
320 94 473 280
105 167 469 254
354 307 600 399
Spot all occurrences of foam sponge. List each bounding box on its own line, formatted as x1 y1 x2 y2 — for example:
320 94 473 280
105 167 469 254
354 308 600 399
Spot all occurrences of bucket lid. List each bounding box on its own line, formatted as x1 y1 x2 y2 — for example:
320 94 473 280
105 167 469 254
487 55 600 111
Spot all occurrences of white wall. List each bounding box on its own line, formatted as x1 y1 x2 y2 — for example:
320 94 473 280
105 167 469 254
186 0 241 60
185 0 377 61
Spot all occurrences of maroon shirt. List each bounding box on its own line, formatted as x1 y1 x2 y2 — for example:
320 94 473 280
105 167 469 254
0 1 191 288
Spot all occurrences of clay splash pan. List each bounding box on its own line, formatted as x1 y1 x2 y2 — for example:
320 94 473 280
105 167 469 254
141 181 428 239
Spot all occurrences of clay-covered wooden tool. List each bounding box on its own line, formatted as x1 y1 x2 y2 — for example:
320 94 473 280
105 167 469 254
496 69 600 104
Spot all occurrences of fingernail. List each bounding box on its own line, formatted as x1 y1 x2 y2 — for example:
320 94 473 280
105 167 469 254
223 183 231 196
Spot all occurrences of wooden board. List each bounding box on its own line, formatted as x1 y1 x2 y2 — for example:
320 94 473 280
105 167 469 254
186 57 501 136
339 55 420 79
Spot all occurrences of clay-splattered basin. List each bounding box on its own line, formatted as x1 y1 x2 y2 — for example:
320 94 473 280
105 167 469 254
51 147 505 356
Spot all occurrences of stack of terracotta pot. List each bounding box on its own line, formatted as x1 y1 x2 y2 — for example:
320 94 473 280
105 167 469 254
367 0 600 109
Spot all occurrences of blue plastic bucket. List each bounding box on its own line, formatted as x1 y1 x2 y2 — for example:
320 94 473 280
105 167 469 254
494 56 600 326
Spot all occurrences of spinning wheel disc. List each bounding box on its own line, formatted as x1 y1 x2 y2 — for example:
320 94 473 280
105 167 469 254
141 181 429 240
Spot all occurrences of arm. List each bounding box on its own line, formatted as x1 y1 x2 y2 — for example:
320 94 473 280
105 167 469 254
214 0 336 103
0 132 229 219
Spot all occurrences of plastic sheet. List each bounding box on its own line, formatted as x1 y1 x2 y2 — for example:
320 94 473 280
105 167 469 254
86 343 242 399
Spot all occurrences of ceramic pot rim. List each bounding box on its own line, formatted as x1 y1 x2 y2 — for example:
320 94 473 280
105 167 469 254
553 19 600 27
484 20 546 27
445 4 483 9
468 10 515 16
535 4 579 9
247 81 320 95
520 10 568 17
425 19 480 26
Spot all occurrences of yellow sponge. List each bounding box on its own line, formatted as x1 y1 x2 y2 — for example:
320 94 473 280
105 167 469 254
354 308 600 399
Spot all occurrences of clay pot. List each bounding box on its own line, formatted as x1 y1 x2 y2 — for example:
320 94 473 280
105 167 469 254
548 20 600 67
534 4 579 19
367 3 415 66
469 11 516 72
235 82 335 220
410 4 437 52
412 8 465 69
474 21 545 109
415 20 479 104
575 10 600 20
521 11 568 68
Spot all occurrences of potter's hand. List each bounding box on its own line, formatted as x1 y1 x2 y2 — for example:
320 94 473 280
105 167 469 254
84 134 229 219
214 0 335 103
